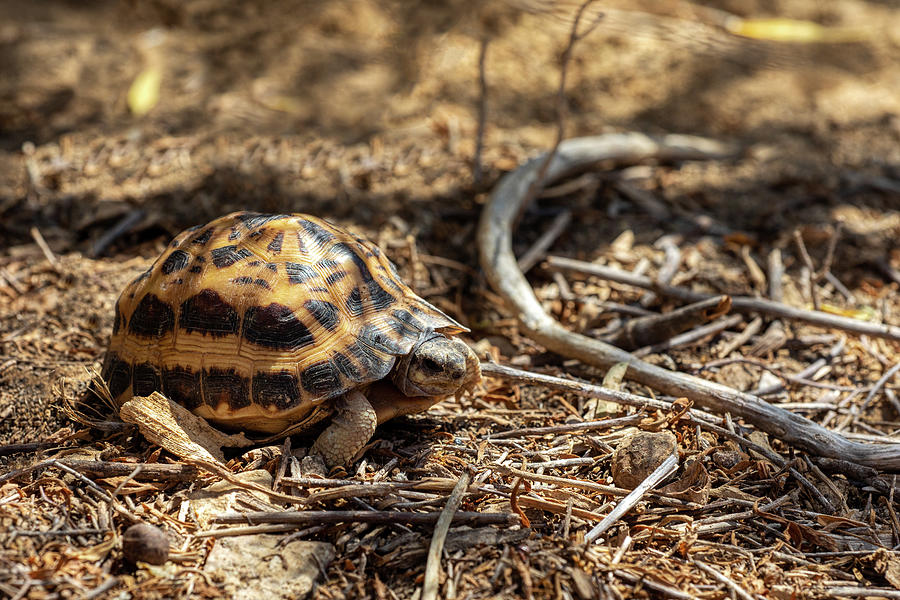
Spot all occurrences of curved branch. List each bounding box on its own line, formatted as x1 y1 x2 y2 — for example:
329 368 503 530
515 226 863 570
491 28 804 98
477 133 900 471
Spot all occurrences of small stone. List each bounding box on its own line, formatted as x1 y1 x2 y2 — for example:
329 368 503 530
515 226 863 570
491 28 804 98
611 430 678 489
122 523 169 565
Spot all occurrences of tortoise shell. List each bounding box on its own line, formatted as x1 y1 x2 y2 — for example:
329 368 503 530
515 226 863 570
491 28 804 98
102 211 468 433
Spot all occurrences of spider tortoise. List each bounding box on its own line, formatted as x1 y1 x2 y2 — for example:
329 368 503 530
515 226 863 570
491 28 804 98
102 211 481 466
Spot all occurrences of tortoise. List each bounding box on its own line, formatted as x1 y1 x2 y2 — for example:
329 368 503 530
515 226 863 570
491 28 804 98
102 211 481 466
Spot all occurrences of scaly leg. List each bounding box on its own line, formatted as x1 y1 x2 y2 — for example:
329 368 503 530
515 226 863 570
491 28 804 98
310 390 377 467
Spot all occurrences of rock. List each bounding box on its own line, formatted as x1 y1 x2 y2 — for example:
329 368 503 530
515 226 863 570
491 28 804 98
122 523 169 565
204 534 334 600
611 430 678 489
188 469 282 528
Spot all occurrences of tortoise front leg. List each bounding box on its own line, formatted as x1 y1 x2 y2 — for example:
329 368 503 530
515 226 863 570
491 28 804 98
310 390 377 467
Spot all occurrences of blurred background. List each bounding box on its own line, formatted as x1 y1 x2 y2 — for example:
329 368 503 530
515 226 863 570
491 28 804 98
1 0 898 257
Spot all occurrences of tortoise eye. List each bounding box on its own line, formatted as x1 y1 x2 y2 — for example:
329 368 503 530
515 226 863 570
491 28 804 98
421 357 442 373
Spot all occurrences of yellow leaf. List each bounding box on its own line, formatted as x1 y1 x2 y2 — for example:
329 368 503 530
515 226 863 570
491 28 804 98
820 303 876 320
127 66 162 116
725 17 868 43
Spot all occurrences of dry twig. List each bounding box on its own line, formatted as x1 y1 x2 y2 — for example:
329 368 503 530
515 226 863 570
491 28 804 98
422 470 471 600
584 454 678 543
547 256 900 342
212 510 518 527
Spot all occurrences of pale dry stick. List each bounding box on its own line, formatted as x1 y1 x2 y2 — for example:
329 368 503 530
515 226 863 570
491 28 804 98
820 222 844 278
414 471 460 600
640 235 681 307
584 454 679 543
480 361 726 425
777 402 840 412
472 36 490 186
606 537 634 600
194 523 303 538
740 245 767 292
491 463 699 508
517 209 572 274
823 586 900 599
612 180 671 221
516 494 608 522
541 172 598 199
547 256 900 342
613 569 694 600
858 361 900 417
188 458 309 506
48 460 114 503
372 457 399 482
59 460 198 481
484 413 645 439
280 476 489 499
0 267 26 296
213 509 518 527
110 465 144 497
825 271 855 302
797 223 846 310
82 578 119 600
552 271 575 301
768 248 784 301
610 534 632 565
29 227 59 268
794 229 822 310
753 246 789 357
419 253 478 275
632 313 744 357
602 295 731 350
692 559 757 600
279 475 381 488
560 498 573 537
718 316 763 358
876 257 900 287
749 337 846 396
514 456 595 469
305 482 432 504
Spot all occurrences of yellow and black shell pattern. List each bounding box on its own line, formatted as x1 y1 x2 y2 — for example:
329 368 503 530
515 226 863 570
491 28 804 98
102 211 467 433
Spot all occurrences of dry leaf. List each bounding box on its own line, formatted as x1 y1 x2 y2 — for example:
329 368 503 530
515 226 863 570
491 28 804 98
119 392 254 464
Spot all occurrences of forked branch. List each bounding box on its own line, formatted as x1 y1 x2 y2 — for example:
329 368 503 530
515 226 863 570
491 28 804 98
476 133 900 471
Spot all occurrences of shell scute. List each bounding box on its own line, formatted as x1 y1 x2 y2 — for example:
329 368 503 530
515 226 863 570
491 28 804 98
179 289 240 336
253 370 301 410
210 245 252 268
161 250 190 274
242 302 314 351
128 294 175 338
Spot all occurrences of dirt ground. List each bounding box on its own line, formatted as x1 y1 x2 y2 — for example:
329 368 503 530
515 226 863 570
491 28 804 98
2 0 900 598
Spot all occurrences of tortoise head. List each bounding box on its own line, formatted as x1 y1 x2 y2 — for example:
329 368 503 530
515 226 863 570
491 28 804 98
391 330 481 398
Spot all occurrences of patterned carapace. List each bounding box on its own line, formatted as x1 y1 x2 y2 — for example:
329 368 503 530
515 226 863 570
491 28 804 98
102 211 470 433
